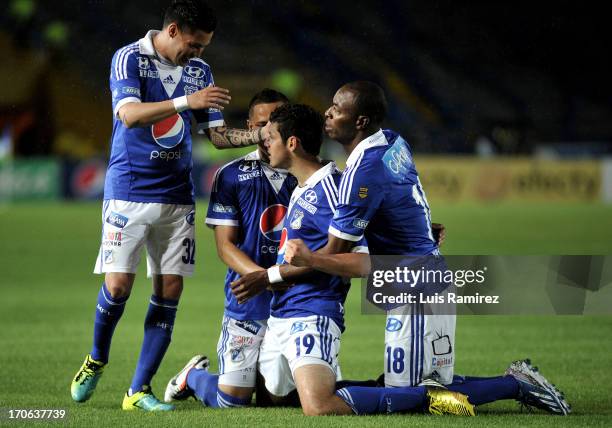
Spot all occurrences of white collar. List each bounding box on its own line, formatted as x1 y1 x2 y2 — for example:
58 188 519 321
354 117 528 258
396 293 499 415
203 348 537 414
345 129 387 168
244 150 260 161
138 30 173 65
302 161 338 188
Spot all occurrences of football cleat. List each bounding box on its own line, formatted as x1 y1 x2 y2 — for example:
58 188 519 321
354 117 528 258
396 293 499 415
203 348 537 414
122 385 174 411
164 355 210 402
71 354 106 402
427 389 476 416
505 359 571 415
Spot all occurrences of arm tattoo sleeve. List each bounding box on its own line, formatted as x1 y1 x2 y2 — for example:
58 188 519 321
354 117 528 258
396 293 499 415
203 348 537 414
209 126 263 149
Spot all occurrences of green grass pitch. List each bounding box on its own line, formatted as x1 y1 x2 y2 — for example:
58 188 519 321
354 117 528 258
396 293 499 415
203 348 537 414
1 201 611 427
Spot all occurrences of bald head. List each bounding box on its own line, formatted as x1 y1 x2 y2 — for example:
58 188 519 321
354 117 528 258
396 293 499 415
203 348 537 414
342 81 387 127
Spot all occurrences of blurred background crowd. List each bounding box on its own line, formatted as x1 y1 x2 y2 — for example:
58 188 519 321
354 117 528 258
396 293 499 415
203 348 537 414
1 0 610 203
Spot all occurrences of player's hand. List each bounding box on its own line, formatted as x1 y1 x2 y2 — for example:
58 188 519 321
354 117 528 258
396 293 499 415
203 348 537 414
187 86 231 110
432 223 446 246
284 239 313 267
230 270 269 304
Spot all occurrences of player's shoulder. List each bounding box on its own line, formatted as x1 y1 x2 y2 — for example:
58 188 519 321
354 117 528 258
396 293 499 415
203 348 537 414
112 41 140 62
213 151 260 183
187 57 212 70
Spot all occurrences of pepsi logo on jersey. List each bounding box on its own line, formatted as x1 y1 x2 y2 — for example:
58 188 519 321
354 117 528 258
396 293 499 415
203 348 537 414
151 114 185 157
259 205 287 254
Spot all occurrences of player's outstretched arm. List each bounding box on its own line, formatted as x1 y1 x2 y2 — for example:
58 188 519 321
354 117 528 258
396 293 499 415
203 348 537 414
206 126 264 149
214 225 263 276
118 85 231 128
284 239 371 278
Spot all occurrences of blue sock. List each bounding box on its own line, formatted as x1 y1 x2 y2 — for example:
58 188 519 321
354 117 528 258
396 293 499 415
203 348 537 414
336 386 427 414
186 369 251 408
90 283 128 363
129 295 178 393
187 369 220 407
446 375 519 406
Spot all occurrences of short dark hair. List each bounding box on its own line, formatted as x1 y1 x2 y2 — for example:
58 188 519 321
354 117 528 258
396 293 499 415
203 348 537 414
163 0 217 33
269 103 324 157
343 81 388 125
248 89 289 116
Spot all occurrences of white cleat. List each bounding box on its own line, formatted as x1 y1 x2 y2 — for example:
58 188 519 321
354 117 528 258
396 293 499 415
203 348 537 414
164 355 209 402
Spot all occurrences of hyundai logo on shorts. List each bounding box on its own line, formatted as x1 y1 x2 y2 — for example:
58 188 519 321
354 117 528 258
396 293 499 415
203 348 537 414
259 204 287 242
151 114 185 148
385 317 403 332
185 210 195 225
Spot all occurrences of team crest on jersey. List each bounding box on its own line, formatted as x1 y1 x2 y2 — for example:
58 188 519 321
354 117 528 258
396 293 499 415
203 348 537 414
103 250 114 264
290 210 304 230
259 205 287 242
358 187 368 199
152 114 185 148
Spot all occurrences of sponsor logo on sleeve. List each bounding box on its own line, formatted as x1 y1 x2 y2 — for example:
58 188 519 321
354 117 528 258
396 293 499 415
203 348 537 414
352 218 369 229
122 86 141 96
213 203 236 214
106 212 129 229
432 334 452 355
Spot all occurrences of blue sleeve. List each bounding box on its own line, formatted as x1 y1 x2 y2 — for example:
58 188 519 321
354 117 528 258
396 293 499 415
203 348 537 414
329 162 385 242
205 165 239 228
110 46 141 117
193 67 225 132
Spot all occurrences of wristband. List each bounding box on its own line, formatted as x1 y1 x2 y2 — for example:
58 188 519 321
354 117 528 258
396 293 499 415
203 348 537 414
173 95 189 113
267 265 283 284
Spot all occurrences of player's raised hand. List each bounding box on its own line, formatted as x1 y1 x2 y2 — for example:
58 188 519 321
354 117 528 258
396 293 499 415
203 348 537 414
284 239 313 267
432 223 446 246
187 85 231 110
230 270 269 304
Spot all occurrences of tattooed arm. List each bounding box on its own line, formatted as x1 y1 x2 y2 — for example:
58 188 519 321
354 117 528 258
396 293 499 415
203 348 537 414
206 126 264 149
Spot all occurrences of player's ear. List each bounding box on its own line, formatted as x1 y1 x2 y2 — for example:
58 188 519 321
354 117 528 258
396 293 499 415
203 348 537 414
246 119 252 130
287 136 298 152
167 22 179 38
356 115 370 130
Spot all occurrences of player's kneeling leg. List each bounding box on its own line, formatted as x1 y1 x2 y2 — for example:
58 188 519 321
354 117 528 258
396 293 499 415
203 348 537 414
294 364 353 415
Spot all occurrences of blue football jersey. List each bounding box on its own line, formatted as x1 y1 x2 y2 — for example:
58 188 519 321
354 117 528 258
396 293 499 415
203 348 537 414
105 30 224 204
206 150 297 321
273 162 368 331
329 129 438 256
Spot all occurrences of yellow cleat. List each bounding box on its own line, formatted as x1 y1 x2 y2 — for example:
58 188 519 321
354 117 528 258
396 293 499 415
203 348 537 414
122 386 174 411
427 389 475 416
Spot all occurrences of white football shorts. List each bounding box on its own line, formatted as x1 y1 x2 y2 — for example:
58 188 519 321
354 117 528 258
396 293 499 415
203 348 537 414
258 315 343 397
93 199 196 277
384 303 456 387
216 316 267 388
